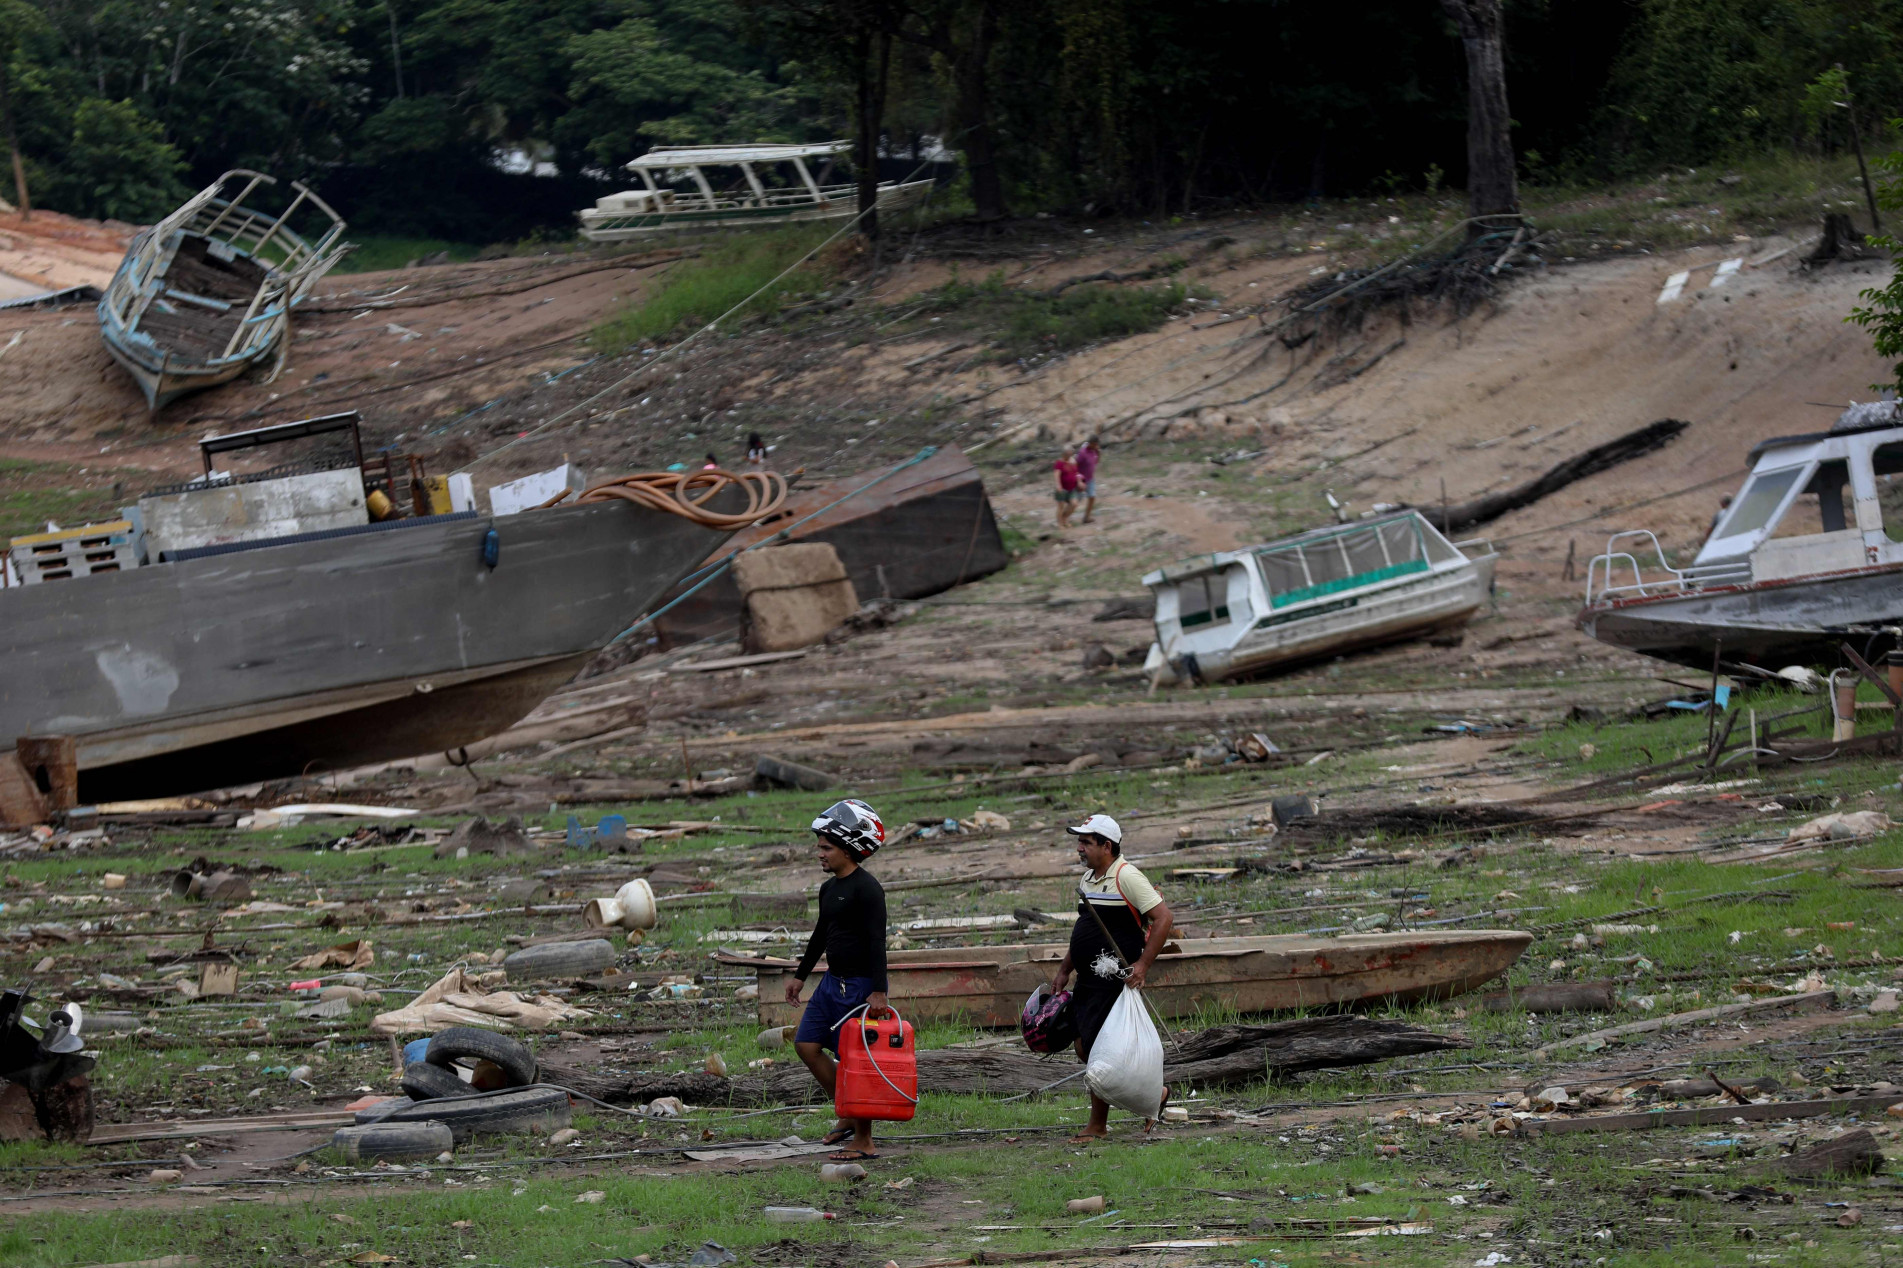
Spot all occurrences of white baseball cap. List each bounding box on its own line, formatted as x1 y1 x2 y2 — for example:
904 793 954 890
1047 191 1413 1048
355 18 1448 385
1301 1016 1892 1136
1066 814 1122 845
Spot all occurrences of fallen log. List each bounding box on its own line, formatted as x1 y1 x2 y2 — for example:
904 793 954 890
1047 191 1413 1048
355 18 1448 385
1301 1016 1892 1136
721 1015 1464 1105
1776 1127 1885 1178
1418 419 1688 536
1162 1016 1465 1087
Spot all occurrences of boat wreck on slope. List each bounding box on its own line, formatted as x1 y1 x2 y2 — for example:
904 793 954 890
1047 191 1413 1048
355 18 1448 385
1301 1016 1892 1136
0 414 781 803
1145 510 1497 684
578 142 936 242
648 445 1009 648
1579 403 1903 669
732 928 1533 1029
97 170 347 412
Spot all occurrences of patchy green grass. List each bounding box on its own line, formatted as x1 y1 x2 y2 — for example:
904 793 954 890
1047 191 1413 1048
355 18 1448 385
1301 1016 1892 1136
332 236 483 273
894 270 1196 362
591 226 841 353
0 458 131 543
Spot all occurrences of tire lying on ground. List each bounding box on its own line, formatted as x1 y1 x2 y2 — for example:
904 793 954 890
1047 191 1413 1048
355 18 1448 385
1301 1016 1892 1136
333 1121 454 1163
424 1026 538 1087
501 939 616 984
402 1061 476 1102
380 1085 572 1143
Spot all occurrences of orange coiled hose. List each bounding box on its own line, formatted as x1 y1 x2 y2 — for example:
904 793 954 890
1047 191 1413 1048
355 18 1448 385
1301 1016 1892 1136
538 467 789 527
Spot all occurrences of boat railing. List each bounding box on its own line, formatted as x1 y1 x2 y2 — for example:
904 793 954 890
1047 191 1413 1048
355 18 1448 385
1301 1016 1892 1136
1452 536 1495 557
1584 530 1752 604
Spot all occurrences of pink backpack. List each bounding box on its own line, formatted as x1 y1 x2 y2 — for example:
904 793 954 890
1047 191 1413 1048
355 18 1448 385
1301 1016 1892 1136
1020 983 1077 1054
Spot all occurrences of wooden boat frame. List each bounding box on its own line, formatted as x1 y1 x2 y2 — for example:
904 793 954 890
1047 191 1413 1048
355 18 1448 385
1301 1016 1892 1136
730 928 1534 1029
98 169 347 412
577 142 935 242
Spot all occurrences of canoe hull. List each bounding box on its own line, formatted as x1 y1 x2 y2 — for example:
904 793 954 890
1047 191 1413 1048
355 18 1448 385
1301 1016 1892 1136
748 929 1533 1028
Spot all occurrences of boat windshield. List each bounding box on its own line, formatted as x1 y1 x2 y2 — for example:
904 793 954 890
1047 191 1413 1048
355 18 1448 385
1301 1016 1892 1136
1257 518 1429 609
1713 466 1805 540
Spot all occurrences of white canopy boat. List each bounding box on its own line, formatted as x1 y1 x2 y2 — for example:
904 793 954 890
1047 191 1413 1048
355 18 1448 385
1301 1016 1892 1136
97 170 346 412
1579 403 1903 669
1145 511 1498 683
576 141 936 242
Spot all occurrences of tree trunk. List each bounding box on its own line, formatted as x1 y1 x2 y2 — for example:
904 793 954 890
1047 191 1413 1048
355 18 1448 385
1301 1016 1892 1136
0 59 29 219
953 0 1005 222
854 29 890 241
1437 0 1517 231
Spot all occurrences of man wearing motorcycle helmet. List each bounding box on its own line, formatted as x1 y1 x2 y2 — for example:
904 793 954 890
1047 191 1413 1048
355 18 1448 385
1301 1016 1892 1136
788 798 891 1161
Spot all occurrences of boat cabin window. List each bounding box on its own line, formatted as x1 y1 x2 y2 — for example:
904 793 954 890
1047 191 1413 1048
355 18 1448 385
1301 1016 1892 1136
1256 518 1429 610
1713 466 1804 540
1177 574 1231 628
1768 459 1849 539
1873 443 1903 541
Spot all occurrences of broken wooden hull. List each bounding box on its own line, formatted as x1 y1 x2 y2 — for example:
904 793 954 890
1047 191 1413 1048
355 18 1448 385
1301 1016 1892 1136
1576 562 1903 670
652 446 1009 646
742 929 1533 1028
0 501 731 800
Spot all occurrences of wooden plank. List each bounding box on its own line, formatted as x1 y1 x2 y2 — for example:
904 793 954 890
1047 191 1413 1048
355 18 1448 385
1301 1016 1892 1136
89 1111 354 1144
1523 1093 1903 1135
672 650 808 673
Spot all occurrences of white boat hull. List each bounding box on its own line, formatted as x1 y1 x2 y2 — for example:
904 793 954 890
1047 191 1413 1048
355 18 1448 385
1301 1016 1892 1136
578 179 936 242
1186 555 1496 681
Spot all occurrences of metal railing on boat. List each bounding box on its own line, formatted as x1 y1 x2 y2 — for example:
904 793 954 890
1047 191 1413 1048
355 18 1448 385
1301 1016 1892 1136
1584 529 1752 604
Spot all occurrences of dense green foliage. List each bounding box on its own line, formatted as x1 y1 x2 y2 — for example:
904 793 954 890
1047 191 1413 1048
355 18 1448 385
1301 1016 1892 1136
1 0 1901 236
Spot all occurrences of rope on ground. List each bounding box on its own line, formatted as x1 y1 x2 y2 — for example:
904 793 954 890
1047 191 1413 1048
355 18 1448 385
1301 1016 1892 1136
537 467 789 528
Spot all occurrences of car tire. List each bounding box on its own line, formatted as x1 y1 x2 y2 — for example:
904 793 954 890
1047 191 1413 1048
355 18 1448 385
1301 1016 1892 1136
501 939 615 984
333 1120 453 1162
424 1026 538 1087
381 1085 572 1143
402 1061 475 1102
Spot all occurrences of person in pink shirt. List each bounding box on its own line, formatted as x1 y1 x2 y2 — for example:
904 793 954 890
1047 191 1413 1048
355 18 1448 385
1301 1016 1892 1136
1075 436 1103 524
1052 448 1081 528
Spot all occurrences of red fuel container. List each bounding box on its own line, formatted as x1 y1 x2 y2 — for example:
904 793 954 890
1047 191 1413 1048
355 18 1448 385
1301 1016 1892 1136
834 1015 918 1122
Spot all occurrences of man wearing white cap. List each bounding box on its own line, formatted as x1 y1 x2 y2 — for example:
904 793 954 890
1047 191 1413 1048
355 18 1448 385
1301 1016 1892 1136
1048 813 1173 1141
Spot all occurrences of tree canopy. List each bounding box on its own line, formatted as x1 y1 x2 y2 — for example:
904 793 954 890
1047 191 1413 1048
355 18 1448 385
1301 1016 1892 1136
2 0 1900 236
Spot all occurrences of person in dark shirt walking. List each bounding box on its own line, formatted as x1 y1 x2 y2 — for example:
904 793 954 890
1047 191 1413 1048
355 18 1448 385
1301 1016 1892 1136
788 797 891 1161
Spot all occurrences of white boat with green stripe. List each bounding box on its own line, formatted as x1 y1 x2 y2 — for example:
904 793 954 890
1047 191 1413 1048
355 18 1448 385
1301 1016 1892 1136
577 142 936 242
1142 511 1497 684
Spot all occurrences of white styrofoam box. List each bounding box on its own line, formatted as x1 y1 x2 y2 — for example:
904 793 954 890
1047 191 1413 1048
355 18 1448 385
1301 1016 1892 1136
488 464 585 517
140 468 368 557
447 473 476 513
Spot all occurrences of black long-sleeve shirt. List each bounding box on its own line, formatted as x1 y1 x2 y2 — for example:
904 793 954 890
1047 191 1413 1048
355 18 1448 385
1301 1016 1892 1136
795 866 888 992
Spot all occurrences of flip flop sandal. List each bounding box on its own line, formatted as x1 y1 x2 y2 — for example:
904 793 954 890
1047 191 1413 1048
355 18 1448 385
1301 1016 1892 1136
828 1149 879 1161
821 1127 855 1146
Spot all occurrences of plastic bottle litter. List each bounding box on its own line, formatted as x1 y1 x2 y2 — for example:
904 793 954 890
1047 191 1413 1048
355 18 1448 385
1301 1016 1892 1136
764 1207 836 1223
820 1162 867 1182
704 1052 729 1076
756 1025 794 1050
1067 1196 1107 1214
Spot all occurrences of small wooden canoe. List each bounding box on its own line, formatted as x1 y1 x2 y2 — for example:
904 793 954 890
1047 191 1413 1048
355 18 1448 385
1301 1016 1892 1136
729 929 1532 1029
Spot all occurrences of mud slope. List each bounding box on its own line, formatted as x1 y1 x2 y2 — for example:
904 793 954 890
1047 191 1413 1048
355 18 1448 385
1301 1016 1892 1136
977 235 1893 608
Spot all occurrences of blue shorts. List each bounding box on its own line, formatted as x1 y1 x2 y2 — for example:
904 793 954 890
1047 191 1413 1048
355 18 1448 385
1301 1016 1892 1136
794 973 879 1054
1083 477 1097 497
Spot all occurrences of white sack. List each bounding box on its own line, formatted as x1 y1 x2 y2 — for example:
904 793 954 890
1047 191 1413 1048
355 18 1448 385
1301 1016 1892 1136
1084 986 1165 1118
